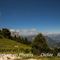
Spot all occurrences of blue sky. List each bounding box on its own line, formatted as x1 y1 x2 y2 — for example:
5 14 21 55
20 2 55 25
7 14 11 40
0 0 60 33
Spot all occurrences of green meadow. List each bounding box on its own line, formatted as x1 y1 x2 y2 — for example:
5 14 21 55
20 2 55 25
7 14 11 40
0 38 31 54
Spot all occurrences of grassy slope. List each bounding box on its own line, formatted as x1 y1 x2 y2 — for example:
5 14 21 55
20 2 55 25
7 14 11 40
0 38 31 53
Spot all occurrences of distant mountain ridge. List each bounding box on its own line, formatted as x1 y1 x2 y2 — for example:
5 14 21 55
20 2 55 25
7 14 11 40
47 34 60 43
26 34 60 48
10 30 60 48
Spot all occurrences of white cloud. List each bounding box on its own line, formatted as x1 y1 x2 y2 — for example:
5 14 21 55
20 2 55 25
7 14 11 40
10 29 15 32
10 28 38 36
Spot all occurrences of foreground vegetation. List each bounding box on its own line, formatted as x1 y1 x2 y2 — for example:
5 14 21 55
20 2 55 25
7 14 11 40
0 28 60 60
0 28 60 57
14 57 60 60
